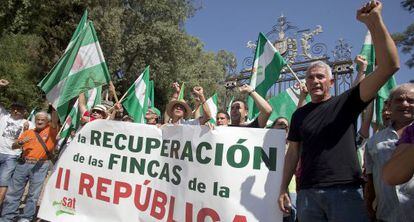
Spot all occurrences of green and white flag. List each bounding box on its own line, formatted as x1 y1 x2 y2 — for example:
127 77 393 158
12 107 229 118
358 31 375 75
148 80 155 107
38 16 110 123
206 93 218 124
227 96 234 116
27 108 38 125
121 66 150 123
248 32 287 120
358 31 396 126
178 82 185 100
64 10 88 53
267 83 310 126
60 86 102 139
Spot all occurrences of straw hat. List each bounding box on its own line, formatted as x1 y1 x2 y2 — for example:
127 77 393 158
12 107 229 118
165 99 192 119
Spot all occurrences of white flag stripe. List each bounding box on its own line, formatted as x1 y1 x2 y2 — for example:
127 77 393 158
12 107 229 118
86 88 98 109
206 97 218 120
364 31 372 45
286 87 300 105
46 80 66 108
254 40 280 86
69 42 105 76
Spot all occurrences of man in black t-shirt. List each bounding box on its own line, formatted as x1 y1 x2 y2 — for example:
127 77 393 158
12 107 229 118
277 2 400 221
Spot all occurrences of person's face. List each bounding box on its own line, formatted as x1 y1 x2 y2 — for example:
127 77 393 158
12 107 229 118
390 89 414 124
305 66 333 102
35 114 49 130
216 113 229 126
10 106 25 120
145 109 157 121
382 102 391 126
230 101 247 123
172 104 185 118
91 109 106 119
273 118 289 131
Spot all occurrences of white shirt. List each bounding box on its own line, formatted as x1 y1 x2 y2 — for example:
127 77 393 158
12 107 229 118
0 105 33 156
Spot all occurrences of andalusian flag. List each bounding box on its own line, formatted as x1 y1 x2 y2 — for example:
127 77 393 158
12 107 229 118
205 93 218 124
227 96 234 116
121 66 150 123
248 33 286 120
358 31 396 126
64 10 88 53
178 82 185 100
267 83 310 126
60 86 102 139
148 80 155 107
38 13 110 122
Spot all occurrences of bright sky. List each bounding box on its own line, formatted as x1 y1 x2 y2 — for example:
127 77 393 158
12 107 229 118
185 0 413 85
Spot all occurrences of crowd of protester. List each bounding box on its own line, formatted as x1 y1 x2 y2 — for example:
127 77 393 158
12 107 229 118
0 1 412 222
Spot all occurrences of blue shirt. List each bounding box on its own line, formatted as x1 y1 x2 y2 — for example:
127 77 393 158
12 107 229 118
366 126 414 222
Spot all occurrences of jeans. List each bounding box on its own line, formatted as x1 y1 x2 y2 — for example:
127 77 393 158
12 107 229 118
0 154 17 187
0 161 50 222
283 192 297 222
297 185 369 222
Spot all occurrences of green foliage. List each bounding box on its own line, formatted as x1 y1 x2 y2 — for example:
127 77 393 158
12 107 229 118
0 0 236 113
401 0 414 12
393 0 414 69
0 34 44 109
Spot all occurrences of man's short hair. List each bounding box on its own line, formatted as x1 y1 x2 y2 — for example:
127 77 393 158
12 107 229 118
388 83 414 102
35 111 51 121
232 100 248 110
306 61 332 79
217 110 230 120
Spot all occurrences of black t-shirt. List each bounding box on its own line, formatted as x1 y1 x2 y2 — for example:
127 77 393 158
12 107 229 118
287 85 369 189
229 118 260 128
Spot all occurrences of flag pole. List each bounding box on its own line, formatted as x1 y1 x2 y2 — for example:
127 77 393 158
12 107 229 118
109 81 119 103
285 64 302 84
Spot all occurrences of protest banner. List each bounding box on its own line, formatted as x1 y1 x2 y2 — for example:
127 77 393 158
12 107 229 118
39 120 286 222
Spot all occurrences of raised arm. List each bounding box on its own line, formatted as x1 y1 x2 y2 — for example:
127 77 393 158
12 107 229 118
297 84 308 108
78 92 88 116
352 55 368 87
357 1 400 102
193 86 211 125
50 106 59 129
239 84 272 128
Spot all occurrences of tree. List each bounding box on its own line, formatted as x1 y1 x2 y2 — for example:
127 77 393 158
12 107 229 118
392 0 414 68
0 34 44 109
0 0 236 112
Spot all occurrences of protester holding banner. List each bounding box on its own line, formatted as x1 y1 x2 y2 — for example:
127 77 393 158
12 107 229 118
229 84 272 128
165 82 211 125
365 83 414 221
145 108 159 125
279 1 400 221
79 92 108 124
216 110 230 126
0 80 32 206
1 108 59 222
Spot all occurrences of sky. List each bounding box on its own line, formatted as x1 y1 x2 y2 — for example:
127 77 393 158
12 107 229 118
185 0 413 85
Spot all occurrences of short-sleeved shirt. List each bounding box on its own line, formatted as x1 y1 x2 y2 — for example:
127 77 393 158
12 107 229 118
365 126 405 221
0 105 30 156
168 118 200 125
19 126 58 160
287 85 369 189
397 123 414 145
229 118 260 128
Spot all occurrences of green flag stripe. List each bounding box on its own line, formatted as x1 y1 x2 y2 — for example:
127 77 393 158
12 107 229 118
47 64 109 108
